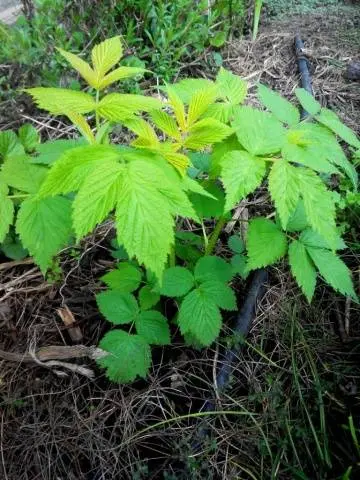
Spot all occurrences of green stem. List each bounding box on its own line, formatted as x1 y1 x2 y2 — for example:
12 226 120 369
95 89 100 132
205 216 227 256
8 194 31 199
169 246 176 268
252 0 263 41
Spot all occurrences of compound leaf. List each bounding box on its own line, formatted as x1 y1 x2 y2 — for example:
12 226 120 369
160 266 195 297
288 239 316 302
247 218 287 269
195 256 233 283
221 150 266 211
258 84 300 126
96 290 139 324
98 330 151 383
16 196 72 272
136 310 170 345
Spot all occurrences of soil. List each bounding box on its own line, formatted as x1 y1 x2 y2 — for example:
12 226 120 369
0 3 360 480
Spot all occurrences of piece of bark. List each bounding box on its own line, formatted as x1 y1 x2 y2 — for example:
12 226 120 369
345 62 360 81
57 305 83 342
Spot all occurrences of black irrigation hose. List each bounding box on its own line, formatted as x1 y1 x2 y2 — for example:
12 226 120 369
190 34 314 451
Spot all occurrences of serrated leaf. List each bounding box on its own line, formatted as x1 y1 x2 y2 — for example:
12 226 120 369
101 263 142 293
195 255 233 283
189 180 225 218
285 200 308 232
98 330 151 383
247 218 287 269
96 290 138 324
269 160 300 228
188 152 211 176
306 247 357 300
200 280 237 310
66 112 95 144
188 87 218 126
221 150 266 211
16 196 72 272
315 108 360 148
18 124 39 151
231 254 248 279
139 285 160 310
210 134 242 178
1 155 47 193
296 168 337 249
32 139 86 165
159 151 190 175
91 36 123 77
282 141 340 174
167 86 187 131
185 119 232 150
232 107 286 155
168 78 214 104
99 66 146 89
202 103 236 123
160 266 195 297
136 310 170 345
299 228 346 251
0 130 24 159
25 88 96 115
125 118 159 148
72 160 124 240
258 84 300 126
0 188 14 243
97 94 162 121
150 110 181 140
228 235 245 253
216 68 247 105
178 288 222 346
57 47 98 88
295 88 321 116
288 239 316 302
1 234 28 260
39 145 119 197
115 161 175 279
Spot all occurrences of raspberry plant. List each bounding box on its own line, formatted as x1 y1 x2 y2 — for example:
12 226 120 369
0 36 358 383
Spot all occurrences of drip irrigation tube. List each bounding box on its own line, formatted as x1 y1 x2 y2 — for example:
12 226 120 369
191 34 313 449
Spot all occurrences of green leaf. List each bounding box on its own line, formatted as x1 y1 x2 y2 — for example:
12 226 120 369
288 239 316 302
139 285 160 310
231 254 248 279
210 134 242 178
188 87 218 126
282 141 340 175
150 110 181 140
18 124 39 151
97 94 163 121
0 130 24 159
232 107 287 155
25 88 96 115
0 186 14 243
185 119 233 150
16 196 72 272
136 310 170 345
285 200 308 232
99 66 146 89
210 31 227 47
189 181 225 218
200 280 237 310
98 330 151 383
96 290 139 324
57 47 98 88
306 247 357 300
160 266 195 297
91 36 123 77
178 288 222 346
268 160 300 228
72 160 124 240
39 145 119 197
299 228 346 251
221 150 266 211
296 168 337 249
101 263 142 293
1 155 47 193
228 235 245 254
315 108 360 149
32 139 86 165
195 255 233 283
1 234 28 260
247 218 287 269
216 68 247 105
258 84 300 126
295 88 321 116
115 161 175 279
168 78 214 104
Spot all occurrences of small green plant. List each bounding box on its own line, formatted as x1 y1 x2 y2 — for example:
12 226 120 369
0 36 358 383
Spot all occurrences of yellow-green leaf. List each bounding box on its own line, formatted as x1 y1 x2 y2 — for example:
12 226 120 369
91 36 123 77
150 110 181 140
66 112 95 144
185 119 232 150
98 67 146 90
25 88 95 115
187 87 218 126
56 47 97 88
167 86 186 131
